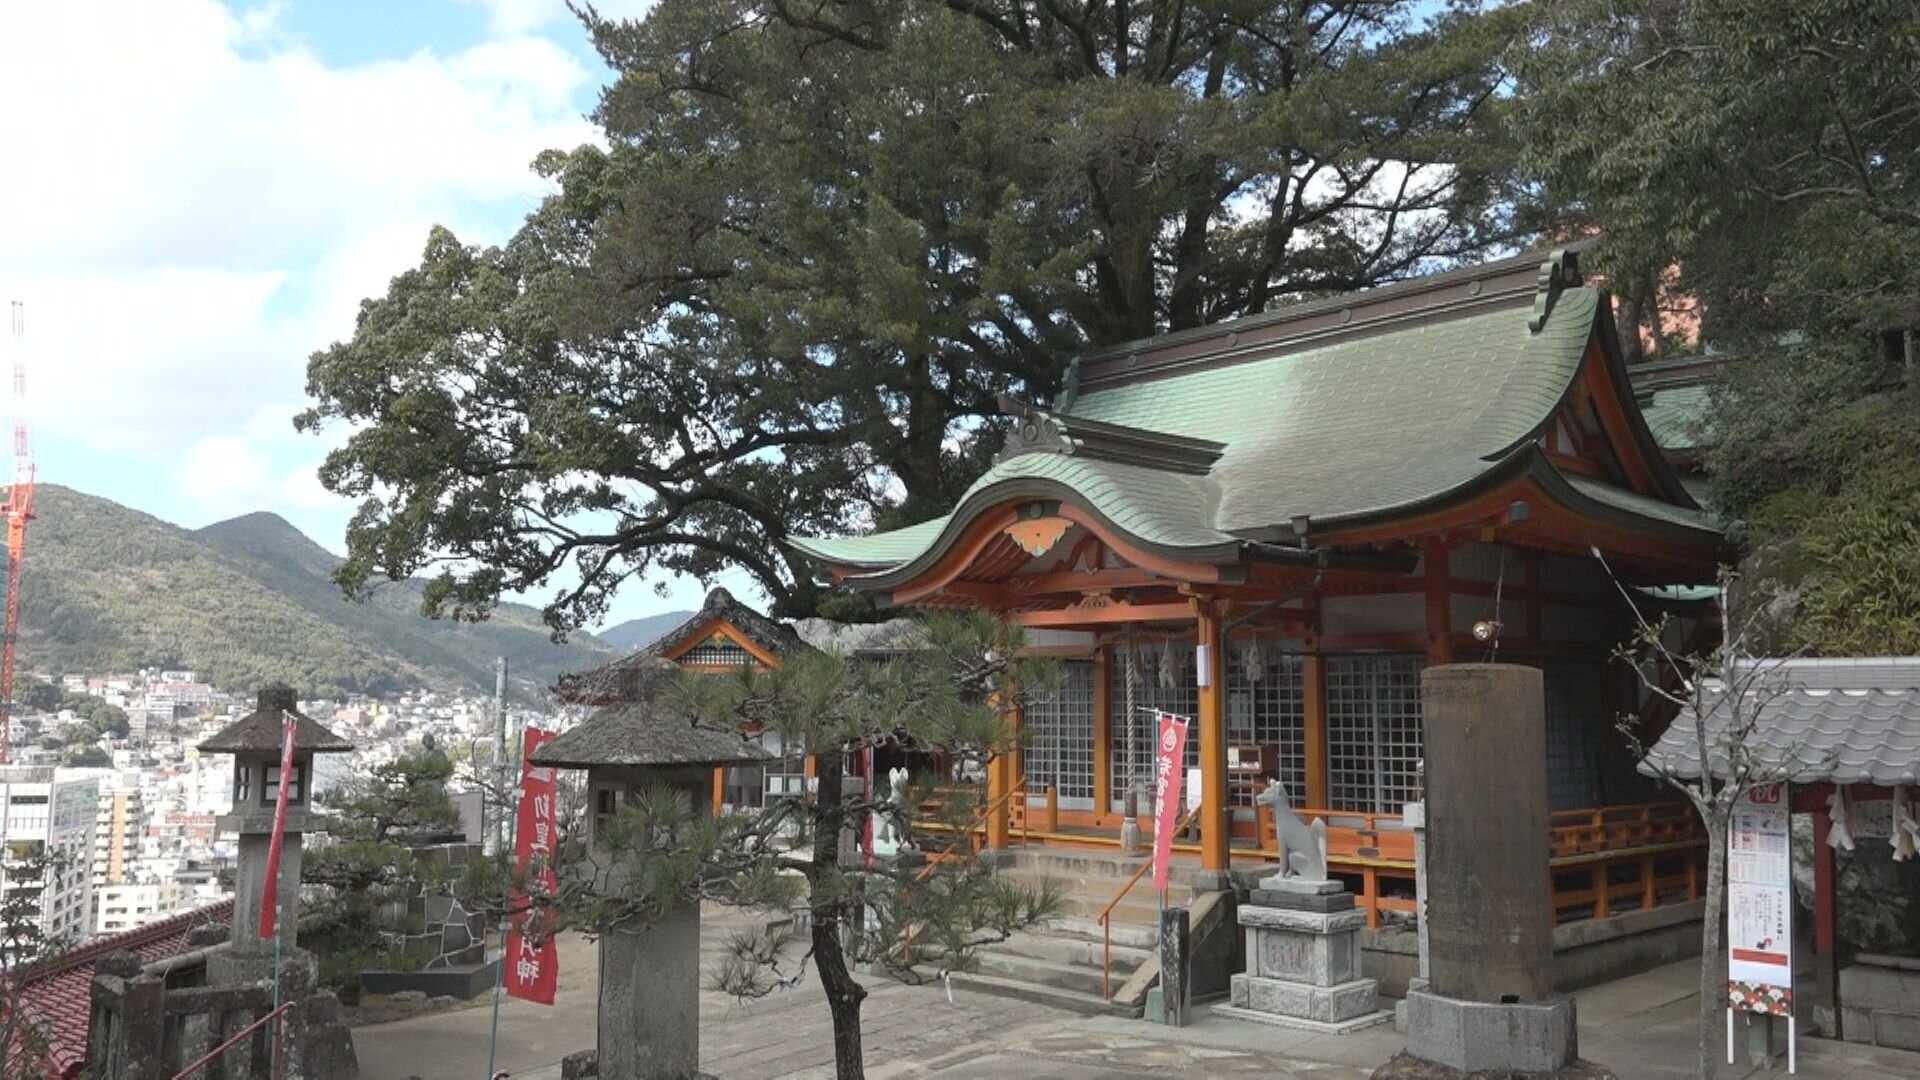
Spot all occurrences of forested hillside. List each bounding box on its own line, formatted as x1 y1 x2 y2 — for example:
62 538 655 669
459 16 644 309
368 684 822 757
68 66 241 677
13 485 614 697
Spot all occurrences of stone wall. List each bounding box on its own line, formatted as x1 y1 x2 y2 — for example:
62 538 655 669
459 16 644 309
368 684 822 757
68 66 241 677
1839 958 1920 1051
1359 900 1704 998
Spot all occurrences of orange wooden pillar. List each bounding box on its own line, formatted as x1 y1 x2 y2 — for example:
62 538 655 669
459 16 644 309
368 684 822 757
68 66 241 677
711 767 724 815
1424 540 1453 667
985 691 1011 849
1303 640 1329 810
803 754 817 805
1196 599 1229 872
1092 646 1112 826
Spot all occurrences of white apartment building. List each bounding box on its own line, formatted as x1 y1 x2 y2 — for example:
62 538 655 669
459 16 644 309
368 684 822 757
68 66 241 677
93 880 185 935
0 766 97 950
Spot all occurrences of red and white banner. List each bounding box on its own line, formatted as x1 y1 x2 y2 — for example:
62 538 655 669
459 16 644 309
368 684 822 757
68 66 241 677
1150 712 1190 894
258 712 298 939
504 726 559 1005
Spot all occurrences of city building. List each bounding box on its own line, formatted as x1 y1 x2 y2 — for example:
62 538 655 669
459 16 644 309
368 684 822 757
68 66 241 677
92 881 187 935
91 783 145 891
1 766 98 951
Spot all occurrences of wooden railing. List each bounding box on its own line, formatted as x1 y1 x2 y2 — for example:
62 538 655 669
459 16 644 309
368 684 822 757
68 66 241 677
1271 799 1708 929
1096 803 1203 1000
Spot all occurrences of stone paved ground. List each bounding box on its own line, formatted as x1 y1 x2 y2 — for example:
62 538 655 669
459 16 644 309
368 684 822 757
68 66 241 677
353 913 1920 1080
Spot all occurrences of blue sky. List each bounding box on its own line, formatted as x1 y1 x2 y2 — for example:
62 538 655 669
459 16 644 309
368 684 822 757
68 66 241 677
0 0 752 631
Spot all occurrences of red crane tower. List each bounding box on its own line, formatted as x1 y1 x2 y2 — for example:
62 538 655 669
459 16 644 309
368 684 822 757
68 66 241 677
2 301 35 764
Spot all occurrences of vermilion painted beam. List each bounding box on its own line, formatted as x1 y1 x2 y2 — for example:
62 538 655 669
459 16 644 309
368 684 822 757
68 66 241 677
1017 601 1201 628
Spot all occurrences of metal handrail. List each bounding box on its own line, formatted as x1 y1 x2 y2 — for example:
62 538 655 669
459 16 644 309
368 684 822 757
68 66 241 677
171 1000 294 1079
1098 802 1203 1000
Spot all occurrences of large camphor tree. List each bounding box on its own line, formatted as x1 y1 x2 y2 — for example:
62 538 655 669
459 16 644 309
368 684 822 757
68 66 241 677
300 0 1525 628
1512 0 1920 654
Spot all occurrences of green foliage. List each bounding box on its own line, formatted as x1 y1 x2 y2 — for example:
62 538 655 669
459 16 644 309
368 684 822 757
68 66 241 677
300 1 1524 628
2 847 66 1080
14 485 612 698
1513 0 1920 653
1512 0 1920 346
302 752 466 991
16 676 132 751
520 613 1062 1078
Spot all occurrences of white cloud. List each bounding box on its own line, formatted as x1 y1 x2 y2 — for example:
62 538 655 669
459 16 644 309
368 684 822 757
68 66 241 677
0 0 600 531
457 0 657 37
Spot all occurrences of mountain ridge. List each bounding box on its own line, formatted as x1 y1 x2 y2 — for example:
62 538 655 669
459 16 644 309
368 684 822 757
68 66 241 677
16 485 616 699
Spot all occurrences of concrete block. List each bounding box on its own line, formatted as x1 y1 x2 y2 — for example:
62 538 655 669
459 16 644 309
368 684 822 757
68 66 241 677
1231 973 1381 1024
1872 1011 1920 1051
1238 904 1366 934
1839 963 1920 1012
1251 924 1359 986
1840 1007 1875 1044
1250 888 1355 912
1401 988 1577 1074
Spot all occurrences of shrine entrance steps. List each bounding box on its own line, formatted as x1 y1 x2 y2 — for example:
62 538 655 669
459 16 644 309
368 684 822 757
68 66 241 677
951 847 1179 1019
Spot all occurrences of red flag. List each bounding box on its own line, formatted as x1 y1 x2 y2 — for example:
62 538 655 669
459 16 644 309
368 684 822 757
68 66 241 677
258 712 298 939
504 726 559 1005
1150 712 1190 894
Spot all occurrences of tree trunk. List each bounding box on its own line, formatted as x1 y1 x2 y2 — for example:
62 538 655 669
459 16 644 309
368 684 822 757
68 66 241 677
1699 817 1727 1080
813 914 868 1080
809 752 869 1080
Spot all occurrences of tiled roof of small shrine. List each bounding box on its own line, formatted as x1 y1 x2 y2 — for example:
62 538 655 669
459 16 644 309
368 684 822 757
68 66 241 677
14 900 235 1078
1645 658 1920 786
554 587 813 704
793 248 1717 583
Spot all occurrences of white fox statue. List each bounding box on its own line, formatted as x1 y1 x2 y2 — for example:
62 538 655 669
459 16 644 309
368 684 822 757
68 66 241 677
1256 780 1329 883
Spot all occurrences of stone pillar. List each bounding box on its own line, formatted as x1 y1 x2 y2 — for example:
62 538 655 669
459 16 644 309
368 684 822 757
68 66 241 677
230 830 303 954
1405 799 1430 986
1160 907 1190 1027
1397 663 1581 1075
598 901 701 1080
1422 664 1551 1001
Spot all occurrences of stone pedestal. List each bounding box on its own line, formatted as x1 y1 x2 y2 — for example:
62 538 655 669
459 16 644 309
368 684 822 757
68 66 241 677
1214 882 1393 1034
599 900 701 1080
1400 990 1578 1074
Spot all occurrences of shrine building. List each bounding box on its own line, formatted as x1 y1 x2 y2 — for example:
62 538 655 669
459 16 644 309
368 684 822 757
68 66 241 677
791 246 1724 929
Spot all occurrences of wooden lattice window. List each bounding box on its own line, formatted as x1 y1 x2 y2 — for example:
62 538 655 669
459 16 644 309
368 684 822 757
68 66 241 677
1326 655 1424 813
1024 660 1096 806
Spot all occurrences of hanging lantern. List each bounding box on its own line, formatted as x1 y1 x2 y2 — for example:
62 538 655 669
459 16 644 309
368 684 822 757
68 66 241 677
1244 637 1264 683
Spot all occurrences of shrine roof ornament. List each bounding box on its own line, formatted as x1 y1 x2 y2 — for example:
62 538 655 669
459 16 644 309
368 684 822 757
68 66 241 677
790 245 1721 588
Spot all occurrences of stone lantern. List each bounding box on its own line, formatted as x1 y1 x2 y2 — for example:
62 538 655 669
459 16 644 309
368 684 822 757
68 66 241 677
534 654 772 1080
198 683 353 957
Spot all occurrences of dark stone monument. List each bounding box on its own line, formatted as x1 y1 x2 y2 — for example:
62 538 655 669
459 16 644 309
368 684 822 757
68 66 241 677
1391 664 1587 1077
1160 907 1190 1027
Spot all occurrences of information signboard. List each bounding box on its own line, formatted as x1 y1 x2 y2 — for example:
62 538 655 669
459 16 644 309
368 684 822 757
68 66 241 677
1728 782 1793 1017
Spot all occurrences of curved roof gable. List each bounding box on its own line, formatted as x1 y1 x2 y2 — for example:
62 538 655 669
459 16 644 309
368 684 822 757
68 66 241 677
792 249 1717 582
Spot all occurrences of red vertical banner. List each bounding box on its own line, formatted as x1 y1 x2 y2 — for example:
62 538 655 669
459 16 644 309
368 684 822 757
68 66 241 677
1150 712 1190 894
258 713 298 939
504 726 559 1005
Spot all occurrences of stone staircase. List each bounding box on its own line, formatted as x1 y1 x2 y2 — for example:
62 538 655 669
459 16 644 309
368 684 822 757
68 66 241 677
950 848 1173 1018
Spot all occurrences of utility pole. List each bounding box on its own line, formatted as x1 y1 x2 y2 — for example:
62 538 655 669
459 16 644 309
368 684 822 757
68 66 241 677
488 656 509 856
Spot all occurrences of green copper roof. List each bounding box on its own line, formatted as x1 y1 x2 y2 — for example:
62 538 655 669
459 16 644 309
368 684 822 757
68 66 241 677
792 272 1716 580
1639 384 1711 451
